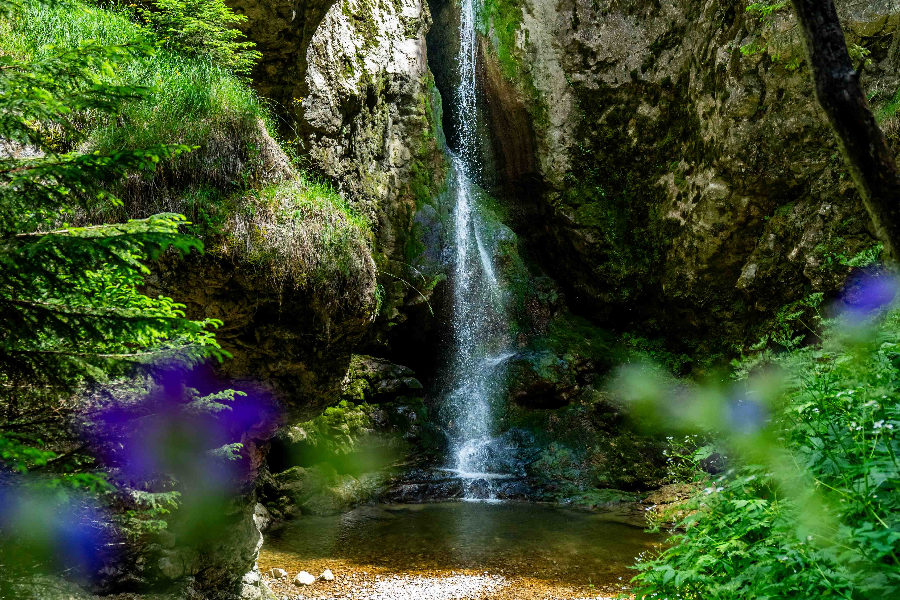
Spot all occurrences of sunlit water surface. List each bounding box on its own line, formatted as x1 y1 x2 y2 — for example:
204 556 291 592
260 502 666 588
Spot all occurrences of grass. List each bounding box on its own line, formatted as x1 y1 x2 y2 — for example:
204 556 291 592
225 176 376 305
2 0 273 146
1 0 287 225
1 0 376 299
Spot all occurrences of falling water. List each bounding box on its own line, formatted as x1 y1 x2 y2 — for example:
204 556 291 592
443 0 514 499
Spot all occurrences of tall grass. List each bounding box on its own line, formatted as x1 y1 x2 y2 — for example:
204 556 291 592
2 0 375 294
227 177 376 308
1 0 273 150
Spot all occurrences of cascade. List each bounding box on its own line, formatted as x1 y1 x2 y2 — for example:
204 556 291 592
442 0 515 500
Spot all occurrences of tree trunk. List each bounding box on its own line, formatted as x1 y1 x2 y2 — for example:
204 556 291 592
791 0 900 260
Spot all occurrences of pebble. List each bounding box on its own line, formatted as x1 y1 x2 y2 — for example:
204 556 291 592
320 569 335 581
282 573 505 600
260 560 631 600
294 571 316 586
270 568 288 579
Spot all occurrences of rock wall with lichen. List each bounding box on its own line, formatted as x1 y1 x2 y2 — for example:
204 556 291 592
226 0 450 352
435 0 900 357
288 0 449 343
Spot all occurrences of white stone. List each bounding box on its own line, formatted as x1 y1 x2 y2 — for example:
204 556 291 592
253 503 272 531
269 568 288 579
319 568 335 581
293 571 315 586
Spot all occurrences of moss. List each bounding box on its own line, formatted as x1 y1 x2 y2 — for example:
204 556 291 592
556 76 703 311
287 400 375 455
478 0 523 82
222 178 376 309
504 394 667 493
478 0 549 131
534 312 616 363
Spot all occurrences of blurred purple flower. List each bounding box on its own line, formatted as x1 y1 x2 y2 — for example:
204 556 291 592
838 271 900 322
89 363 279 493
0 485 108 577
726 391 769 435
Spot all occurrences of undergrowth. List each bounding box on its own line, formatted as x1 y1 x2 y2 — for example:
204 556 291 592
1 0 288 237
2 0 272 149
225 178 376 304
631 287 900 599
0 0 374 295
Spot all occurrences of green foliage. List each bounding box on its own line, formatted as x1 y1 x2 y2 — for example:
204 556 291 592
137 0 261 76
0 0 221 481
739 1 802 70
632 313 900 600
817 239 884 273
748 292 824 353
662 435 716 485
3 0 272 174
622 333 694 375
183 386 246 415
119 489 182 539
746 0 788 20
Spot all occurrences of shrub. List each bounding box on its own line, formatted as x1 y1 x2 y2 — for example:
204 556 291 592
629 287 900 599
137 0 261 76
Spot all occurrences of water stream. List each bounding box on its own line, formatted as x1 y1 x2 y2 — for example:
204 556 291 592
443 0 515 500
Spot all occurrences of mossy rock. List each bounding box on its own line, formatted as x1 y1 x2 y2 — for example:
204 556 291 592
273 463 390 516
341 355 424 403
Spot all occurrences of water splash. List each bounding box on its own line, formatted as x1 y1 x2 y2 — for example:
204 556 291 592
443 0 514 500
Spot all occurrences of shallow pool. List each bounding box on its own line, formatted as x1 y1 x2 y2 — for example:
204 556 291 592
260 501 666 590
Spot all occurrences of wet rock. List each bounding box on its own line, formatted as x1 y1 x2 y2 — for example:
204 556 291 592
342 355 424 403
269 568 288 579
464 0 897 350
320 568 335 581
254 502 272 532
294 571 316 586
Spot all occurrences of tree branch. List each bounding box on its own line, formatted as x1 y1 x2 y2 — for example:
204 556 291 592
791 0 900 260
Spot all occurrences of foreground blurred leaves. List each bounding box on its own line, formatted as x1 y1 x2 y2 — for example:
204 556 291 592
624 272 900 599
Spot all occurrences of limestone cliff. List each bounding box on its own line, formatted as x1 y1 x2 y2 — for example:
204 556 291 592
229 0 448 350
442 0 900 353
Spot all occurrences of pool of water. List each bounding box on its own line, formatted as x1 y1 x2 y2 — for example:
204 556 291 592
260 501 666 589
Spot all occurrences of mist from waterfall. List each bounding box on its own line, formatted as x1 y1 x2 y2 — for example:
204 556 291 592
443 0 514 500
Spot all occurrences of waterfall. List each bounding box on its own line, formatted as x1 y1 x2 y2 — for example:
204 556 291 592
443 0 514 500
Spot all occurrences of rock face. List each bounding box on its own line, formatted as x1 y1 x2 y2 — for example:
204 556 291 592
440 0 900 352
228 0 450 350
301 0 449 344
225 0 338 118
341 354 424 403
152 246 377 422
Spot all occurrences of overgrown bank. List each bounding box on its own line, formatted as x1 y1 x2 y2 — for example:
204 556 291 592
626 276 900 599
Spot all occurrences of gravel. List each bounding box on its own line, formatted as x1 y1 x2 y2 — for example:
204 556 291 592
261 568 630 600
284 573 506 600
